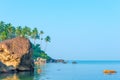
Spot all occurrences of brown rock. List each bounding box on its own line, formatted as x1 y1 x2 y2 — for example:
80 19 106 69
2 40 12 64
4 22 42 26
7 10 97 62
34 57 46 65
0 37 34 72
37 69 42 74
103 70 116 74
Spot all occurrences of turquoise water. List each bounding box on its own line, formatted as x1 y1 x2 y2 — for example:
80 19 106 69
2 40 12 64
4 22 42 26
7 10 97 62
1 61 120 80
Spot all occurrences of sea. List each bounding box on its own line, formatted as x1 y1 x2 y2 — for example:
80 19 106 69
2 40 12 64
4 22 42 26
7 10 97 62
0 60 120 80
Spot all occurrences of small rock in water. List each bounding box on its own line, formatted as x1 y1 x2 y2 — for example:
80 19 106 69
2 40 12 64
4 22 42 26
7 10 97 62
62 61 67 64
37 69 42 73
103 70 116 74
72 61 77 64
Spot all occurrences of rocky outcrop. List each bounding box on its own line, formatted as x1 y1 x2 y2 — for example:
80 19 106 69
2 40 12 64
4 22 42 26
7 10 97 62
55 59 65 63
34 57 46 65
0 37 34 72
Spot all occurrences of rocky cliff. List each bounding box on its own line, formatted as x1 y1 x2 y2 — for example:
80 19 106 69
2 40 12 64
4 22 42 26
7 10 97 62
0 37 34 72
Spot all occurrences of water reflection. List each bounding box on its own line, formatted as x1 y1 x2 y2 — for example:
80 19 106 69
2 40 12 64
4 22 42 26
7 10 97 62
34 64 48 80
0 65 47 80
2 74 19 80
0 72 34 80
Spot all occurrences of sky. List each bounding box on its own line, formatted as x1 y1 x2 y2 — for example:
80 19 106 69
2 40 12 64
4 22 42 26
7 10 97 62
0 0 120 60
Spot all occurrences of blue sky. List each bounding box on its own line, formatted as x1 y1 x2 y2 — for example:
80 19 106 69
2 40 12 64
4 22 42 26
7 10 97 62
0 0 120 60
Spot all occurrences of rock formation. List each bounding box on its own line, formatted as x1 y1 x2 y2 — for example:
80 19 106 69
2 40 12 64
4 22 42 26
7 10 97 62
34 57 46 65
0 37 34 72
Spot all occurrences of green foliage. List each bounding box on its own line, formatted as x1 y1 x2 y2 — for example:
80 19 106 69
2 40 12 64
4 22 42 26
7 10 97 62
40 30 44 38
31 28 39 45
40 52 51 60
44 36 51 51
45 36 51 43
32 43 52 60
5 23 15 38
0 31 7 41
15 26 22 37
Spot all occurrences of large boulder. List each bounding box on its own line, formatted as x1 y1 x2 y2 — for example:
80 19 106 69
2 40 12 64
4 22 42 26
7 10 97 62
0 37 34 72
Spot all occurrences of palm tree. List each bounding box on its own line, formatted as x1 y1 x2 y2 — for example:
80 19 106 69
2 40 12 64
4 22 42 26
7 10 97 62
31 28 39 45
0 21 5 33
0 21 4 26
25 26 31 37
5 23 15 39
21 26 31 38
44 36 51 51
15 26 22 37
0 31 7 41
39 30 44 49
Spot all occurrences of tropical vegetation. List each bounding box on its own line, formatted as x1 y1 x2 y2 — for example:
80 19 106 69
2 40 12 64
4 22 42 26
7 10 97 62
0 21 51 61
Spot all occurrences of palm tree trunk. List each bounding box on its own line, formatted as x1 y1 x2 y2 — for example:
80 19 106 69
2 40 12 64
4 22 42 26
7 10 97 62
40 35 43 49
44 42 48 52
